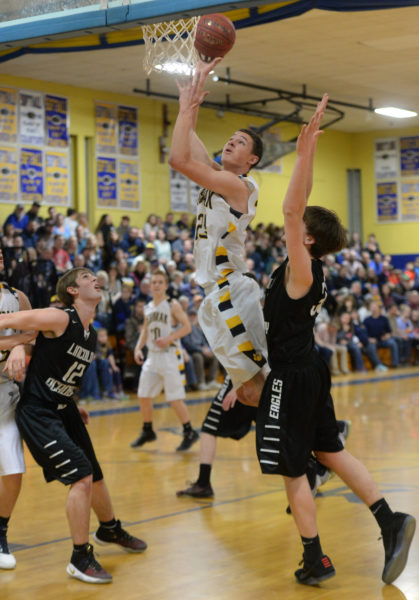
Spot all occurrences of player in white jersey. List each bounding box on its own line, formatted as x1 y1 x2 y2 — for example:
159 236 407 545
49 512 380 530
130 270 199 452
0 248 36 569
169 58 267 406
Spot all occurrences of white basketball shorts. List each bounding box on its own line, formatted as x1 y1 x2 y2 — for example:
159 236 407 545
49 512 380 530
0 381 25 476
138 348 186 401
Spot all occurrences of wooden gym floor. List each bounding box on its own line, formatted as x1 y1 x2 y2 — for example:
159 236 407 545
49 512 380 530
1 367 419 600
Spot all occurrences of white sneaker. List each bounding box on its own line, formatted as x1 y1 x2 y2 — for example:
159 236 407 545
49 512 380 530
197 383 209 391
206 380 222 390
375 364 388 372
0 536 16 569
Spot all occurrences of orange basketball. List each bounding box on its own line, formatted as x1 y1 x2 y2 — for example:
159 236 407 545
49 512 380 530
194 13 236 62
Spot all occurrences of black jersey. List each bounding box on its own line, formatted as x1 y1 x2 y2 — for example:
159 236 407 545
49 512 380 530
264 258 327 366
23 306 96 405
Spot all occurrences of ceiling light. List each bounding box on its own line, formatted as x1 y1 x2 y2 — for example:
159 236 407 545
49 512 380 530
374 107 417 119
155 62 194 76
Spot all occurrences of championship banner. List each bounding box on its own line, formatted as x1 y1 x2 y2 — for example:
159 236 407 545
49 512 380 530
44 150 69 206
45 95 69 147
19 90 44 146
118 106 138 156
374 138 398 180
170 167 189 212
95 102 117 154
0 145 18 203
119 158 140 210
376 182 398 222
20 147 43 203
400 136 419 177
0 87 17 144
97 156 117 208
401 180 419 222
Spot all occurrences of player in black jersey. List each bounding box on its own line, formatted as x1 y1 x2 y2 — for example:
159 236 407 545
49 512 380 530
256 95 415 586
0 267 147 584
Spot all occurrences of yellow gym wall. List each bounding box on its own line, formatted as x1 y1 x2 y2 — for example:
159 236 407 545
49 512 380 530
0 73 417 255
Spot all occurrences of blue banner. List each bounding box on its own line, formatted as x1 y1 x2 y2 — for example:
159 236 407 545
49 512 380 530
45 94 68 147
20 147 43 202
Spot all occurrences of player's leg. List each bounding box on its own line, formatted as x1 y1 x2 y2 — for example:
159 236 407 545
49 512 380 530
131 362 162 447
315 448 416 584
163 354 199 451
0 473 22 569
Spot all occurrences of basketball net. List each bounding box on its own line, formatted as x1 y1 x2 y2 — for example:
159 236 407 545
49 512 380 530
142 17 200 76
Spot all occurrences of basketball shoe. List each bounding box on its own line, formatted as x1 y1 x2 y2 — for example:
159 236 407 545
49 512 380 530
381 512 416 584
176 429 199 452
93 520 147 553
130 429 157 448
176 481 214 498
295 554 336 585
67 543 112 584
0 533 16 569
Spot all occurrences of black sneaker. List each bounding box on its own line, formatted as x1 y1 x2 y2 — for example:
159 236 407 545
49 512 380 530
176 481 214 498
295 554 336 585
0 534 16 570
66 543 112 584
93 520 147 553
130 429 157 448
381 512 416 584
176 429 199 452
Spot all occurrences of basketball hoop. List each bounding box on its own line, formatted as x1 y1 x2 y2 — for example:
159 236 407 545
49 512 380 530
142 17 200 76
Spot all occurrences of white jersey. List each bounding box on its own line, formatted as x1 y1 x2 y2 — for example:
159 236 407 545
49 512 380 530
0 283 24 476
0 283 20 383
145 297 177 353
194 174 259 288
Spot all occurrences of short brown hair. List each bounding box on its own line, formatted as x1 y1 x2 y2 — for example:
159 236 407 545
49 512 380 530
303 206 347 259
56 267 93 306
151 268 168 283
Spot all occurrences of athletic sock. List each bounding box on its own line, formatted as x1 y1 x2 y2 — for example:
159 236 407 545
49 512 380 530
369 498 394 530
301 535 323 564
73 542 89 553
183 421 192 434
143 422 153 432
0 516 10 538
197 464 212 487
99 518 117 529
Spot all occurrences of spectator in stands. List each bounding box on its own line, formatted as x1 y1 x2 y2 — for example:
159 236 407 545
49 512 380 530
120 227 145 265
171 230 189 256
51 234 72 274
25 201 43 227
396 304 415 365
181 309 220 391
364 233 381 257
351 309 388 371
137 278 152 304
95 270 114 331
143 214 159 238
363 301 399 367
347 231 362 255
176 212 190 232
22 219 39 248
76 212 91 239
113 283 135 333
163 212 175 234
124 298 146 390
314 318 349 376
116 215 131 239
64 208 79 237
108 263 122 302
95 213 114 246
154 229 172 263
3 204 28 233
53 212 71 239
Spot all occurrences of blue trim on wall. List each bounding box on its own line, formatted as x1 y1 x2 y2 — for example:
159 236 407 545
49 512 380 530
1 1 419 48
390 254 418 269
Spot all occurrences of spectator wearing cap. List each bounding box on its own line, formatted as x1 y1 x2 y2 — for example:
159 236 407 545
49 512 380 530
3 204 29 233
143 242 157 265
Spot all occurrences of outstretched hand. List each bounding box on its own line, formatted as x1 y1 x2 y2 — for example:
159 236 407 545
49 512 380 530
296 93 328 156
176 57 222 111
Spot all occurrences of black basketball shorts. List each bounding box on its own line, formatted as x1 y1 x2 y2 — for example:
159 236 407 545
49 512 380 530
201 376 257 440
256 352 343 478
16 396 103 485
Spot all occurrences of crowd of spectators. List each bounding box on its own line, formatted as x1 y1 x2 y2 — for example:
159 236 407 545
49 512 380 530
1 201 419 397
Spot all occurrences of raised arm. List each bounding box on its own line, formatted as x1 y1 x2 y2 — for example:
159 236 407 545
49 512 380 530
168 62 247 203
283 94 328 298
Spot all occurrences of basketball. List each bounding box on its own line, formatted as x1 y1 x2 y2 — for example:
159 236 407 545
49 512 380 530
194 13 236 62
